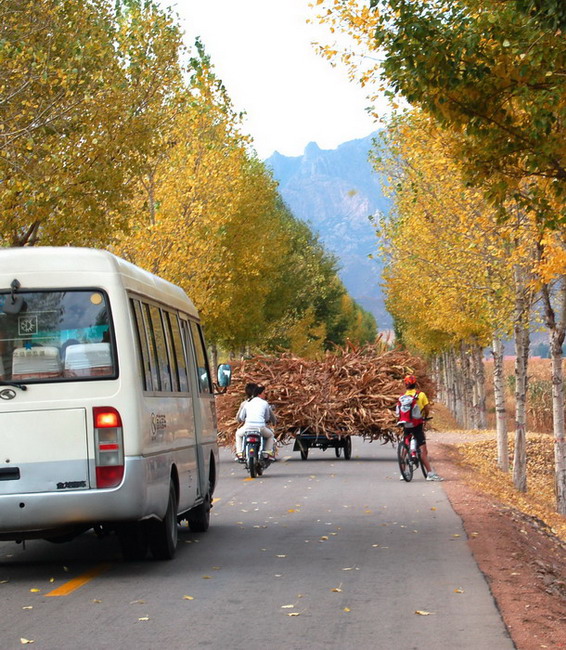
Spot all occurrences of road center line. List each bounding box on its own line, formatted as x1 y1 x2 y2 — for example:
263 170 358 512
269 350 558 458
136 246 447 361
44 563 111 597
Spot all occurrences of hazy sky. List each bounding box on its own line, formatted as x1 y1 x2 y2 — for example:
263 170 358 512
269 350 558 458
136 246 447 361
168 0 381 159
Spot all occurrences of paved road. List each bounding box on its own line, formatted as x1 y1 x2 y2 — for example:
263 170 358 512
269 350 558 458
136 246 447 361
0 438 514 650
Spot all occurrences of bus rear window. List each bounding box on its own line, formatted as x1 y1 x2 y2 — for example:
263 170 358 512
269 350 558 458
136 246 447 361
0 290 116 383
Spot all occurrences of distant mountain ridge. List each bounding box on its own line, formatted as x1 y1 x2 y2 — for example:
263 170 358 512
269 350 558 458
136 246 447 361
265 133 392 330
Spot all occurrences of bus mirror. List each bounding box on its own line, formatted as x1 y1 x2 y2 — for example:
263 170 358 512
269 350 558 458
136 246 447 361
216 364 232 389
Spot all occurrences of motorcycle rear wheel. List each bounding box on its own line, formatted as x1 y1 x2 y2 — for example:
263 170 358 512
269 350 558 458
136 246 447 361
248 452 257 478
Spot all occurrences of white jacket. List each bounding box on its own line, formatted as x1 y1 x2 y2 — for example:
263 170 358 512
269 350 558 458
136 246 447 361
237 396 276 430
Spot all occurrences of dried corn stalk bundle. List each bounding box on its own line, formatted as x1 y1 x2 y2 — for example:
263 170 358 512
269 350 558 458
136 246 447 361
216 341 434 449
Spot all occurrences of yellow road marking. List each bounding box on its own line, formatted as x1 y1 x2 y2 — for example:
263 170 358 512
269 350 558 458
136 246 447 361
44 564 111 597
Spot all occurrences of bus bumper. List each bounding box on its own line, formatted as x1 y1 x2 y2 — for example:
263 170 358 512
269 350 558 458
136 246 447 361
0 457 152 539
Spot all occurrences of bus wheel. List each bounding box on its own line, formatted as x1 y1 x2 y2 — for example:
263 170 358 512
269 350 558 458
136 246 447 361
117 522 149 562
148 482 178 560
187 492 211 533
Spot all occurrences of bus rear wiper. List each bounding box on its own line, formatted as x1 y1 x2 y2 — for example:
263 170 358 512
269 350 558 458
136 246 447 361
0 381 28 391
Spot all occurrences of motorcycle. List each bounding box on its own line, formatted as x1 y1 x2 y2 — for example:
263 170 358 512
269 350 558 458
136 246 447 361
241 429 273 478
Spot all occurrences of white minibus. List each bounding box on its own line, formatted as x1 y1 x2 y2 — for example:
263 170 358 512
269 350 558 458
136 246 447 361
0 247 230 560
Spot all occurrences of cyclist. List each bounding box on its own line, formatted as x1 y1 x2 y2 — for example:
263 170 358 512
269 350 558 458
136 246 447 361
235 383 276 461
397 375 443 481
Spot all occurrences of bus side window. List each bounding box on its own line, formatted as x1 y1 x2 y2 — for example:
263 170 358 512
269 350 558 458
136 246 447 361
189 321 212 394
148 305 172 393
161 309 179 393
142 302 161 392
166 312 189 393
130 299 153 391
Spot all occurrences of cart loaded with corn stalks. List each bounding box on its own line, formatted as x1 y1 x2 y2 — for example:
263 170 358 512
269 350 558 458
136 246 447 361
215 342 435 459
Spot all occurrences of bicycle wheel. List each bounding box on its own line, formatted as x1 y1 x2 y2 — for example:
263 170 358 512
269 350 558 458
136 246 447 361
397 441 413 482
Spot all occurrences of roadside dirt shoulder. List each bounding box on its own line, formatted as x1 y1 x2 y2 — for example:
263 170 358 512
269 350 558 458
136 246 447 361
428 438 566 650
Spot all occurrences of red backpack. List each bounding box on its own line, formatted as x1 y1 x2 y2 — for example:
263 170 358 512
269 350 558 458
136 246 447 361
396 392 423 427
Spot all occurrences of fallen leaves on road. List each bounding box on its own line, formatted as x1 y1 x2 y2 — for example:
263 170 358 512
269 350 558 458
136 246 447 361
20 639 34 645
415 610 434 616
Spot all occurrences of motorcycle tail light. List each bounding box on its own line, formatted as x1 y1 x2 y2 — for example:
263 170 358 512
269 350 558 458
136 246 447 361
247 436 260 443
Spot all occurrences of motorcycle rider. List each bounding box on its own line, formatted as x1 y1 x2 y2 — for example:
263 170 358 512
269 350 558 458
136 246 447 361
235 383 276 461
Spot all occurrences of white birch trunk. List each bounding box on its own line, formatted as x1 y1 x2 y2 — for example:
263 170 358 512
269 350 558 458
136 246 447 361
474 343 487 429
492 335 509 472
455 347 467 427
445 349 457 418
460 343 474 429
438 353 445 402
513 264 530 493
471 346 480 429
541 276 566 515
551 332 566 515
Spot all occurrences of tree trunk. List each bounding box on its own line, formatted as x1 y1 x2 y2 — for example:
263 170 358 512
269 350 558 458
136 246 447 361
444 349 457 418
460 343 474 429
146 168 156 226
433 355 444 403
454 347 465 426
473 343 487 429
209 343 219 376
541 275 566 515
492 335 509 472
513 264 530 493
470 345 480 429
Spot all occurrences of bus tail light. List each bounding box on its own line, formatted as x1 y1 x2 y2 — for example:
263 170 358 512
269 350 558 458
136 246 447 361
93 407 124 488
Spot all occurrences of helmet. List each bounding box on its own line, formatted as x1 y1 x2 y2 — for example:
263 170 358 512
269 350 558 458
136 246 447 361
404 374 417 387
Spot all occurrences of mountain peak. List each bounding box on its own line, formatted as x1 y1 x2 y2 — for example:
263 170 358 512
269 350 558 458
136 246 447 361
304 141 322 155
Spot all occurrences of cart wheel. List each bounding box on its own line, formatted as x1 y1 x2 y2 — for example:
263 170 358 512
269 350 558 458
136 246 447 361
300 446 309 460
335 445 342 458
343 437 352 460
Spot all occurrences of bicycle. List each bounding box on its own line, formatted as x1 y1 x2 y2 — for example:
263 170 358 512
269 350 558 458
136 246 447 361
397 418 432 482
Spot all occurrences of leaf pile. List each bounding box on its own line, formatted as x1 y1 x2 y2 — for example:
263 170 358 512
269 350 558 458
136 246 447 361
216 342 434 448
456 433 566 540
